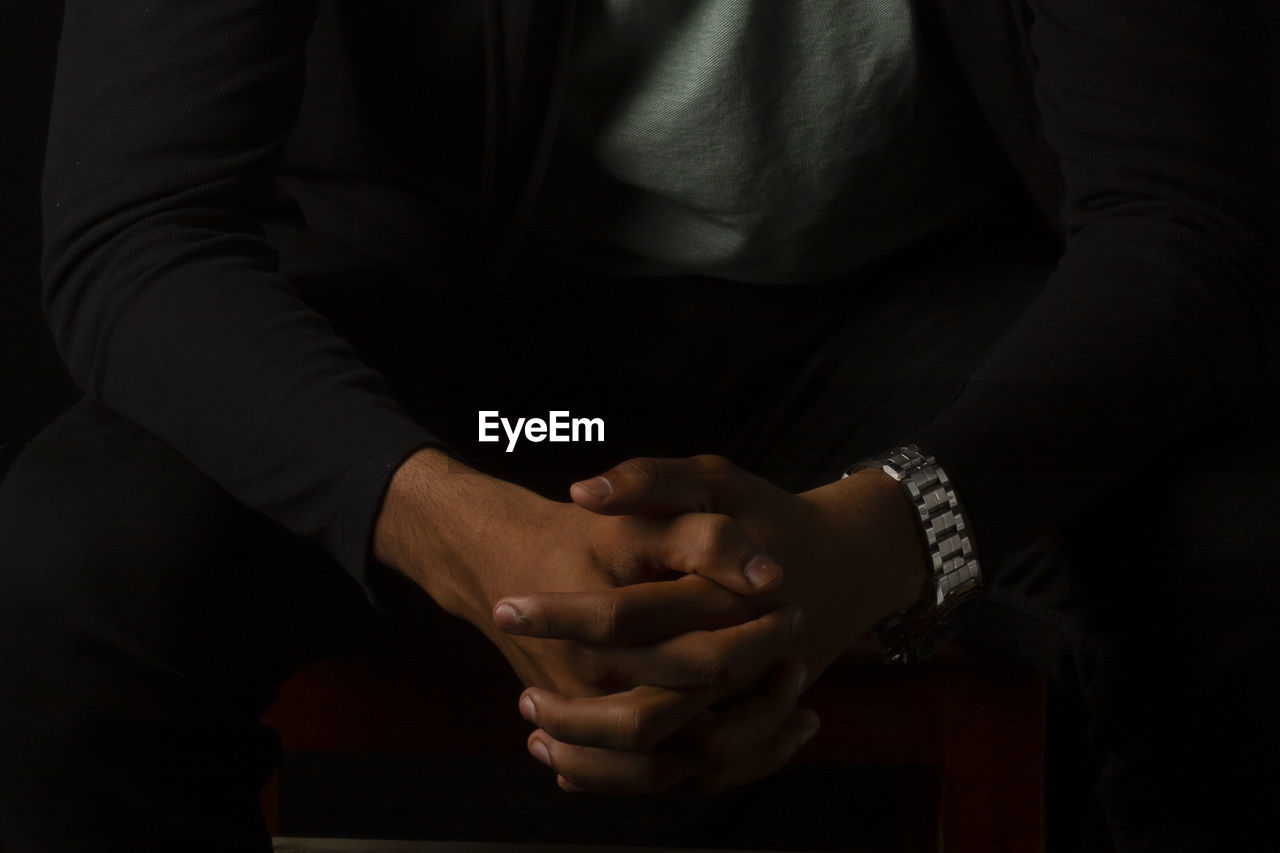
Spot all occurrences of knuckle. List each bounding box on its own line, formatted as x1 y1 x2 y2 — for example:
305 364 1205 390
698 513 738 556
605 542 647 584
695 648 733 688
613 705 644 751
593 596 621 643
692 454 734 486
696 453 748 499
620 456 662 486
629 707 671 751
691 453 731 473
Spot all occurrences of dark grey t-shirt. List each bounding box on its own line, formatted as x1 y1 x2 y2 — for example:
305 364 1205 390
530 0 994 282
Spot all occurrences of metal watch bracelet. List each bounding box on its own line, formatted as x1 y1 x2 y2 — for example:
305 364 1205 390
843 445 983 664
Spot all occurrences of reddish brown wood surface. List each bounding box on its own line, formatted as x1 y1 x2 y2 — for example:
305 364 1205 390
262 636 1045 851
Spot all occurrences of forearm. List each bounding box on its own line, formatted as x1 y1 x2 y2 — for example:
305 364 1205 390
912 235 1273 571
912 0 1279 572
87 266 444 583
41 0 448 586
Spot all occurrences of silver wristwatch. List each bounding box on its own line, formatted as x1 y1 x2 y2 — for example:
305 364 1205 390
844 445 983 664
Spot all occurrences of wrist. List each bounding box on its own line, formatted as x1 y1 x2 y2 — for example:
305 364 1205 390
802 469 930 623
373 446 459 574
373 447 545 622
852 468 932 613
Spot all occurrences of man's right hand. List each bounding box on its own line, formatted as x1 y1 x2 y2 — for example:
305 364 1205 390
371 448 800 701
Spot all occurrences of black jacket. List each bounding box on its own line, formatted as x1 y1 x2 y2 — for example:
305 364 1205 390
40 0 1279 592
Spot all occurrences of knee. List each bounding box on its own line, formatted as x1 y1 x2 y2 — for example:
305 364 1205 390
0 399 273 657
4 409 227 593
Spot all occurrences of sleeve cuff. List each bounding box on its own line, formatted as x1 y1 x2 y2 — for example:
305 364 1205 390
321 402 460 611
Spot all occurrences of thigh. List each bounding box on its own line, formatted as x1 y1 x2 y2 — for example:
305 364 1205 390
1063 401 1280 849
0 395 376 688
731 229 1059 491
0 395 376 849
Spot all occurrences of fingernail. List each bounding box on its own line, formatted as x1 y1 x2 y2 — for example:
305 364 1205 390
559 777 586 793
798 712 821 746
519 694 538 724
571 476 613 499
743 554 781 589
494 602 524 632
792 664 808 697
529 737 551 766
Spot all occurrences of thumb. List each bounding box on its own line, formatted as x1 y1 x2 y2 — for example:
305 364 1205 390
569 455 739 517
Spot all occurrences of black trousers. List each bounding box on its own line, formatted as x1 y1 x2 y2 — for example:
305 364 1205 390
2 229 1277 851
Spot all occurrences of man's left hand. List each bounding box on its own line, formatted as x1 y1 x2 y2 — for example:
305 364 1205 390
496 454 931 794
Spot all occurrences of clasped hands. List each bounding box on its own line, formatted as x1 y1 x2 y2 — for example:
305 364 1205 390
374 449 927 797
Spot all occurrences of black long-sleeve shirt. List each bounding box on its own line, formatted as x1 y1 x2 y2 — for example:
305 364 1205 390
40 0 1278 594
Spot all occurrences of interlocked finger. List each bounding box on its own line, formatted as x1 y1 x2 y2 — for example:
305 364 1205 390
583 510 781 596
654 512 783 593
570 455 744 517
494 574 766 644
686 663 819 794
525 662 819 796
583 604 803 691
519 684 718 751
527 729 698 795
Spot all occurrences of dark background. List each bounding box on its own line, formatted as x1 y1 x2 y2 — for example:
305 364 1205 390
1 2 76 479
